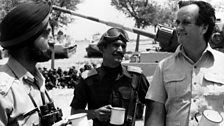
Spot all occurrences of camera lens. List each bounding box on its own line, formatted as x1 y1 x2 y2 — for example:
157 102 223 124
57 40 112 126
40 104 50 115
48 102 56 111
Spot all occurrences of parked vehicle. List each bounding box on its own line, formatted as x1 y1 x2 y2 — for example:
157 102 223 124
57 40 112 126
85 33 102 57
54 43 77 59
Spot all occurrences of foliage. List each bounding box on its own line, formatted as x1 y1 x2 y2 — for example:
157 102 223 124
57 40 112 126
153 0 179 27
111 0 157 29
0 0 82 28
110 0 179 51
51 0 81 27
111 0 158 52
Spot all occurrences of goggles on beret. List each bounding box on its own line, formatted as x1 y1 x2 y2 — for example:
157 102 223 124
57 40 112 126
103 32 128 43
99 28 129 47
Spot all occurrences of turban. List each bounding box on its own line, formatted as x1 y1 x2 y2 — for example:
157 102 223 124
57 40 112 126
0 2 51 48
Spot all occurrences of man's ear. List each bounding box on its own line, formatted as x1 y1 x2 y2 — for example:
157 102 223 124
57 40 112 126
202 24 208 35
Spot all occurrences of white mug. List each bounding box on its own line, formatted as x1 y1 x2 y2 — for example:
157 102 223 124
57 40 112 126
110 107 126 125
67 113 90 126
199 110 223 126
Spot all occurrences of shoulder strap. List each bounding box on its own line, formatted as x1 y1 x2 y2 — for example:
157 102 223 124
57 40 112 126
127 66 142 74
81 69 98 79
0 72 15 95
126 66 142 89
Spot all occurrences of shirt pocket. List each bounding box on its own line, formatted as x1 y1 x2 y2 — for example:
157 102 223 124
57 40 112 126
203 72 224 98
118 86 132 108
164 73 186 99
203 73 224 110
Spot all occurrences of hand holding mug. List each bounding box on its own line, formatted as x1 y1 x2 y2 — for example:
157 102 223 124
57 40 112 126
94 105 112 122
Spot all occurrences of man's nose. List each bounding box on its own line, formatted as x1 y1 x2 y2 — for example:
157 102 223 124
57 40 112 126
117 45 124 51
48 33 55 44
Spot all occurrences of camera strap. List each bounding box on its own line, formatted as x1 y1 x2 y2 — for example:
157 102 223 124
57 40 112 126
23 77 52 104
34 79 46 105
22 93 41 118
22 77 53 118
45 90 52 102
34 79 54 103
125 74 139 126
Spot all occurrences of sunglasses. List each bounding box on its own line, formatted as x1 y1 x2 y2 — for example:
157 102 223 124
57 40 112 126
102 28 129 43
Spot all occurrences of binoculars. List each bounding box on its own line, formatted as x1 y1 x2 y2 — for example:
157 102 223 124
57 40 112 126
39 102 63 126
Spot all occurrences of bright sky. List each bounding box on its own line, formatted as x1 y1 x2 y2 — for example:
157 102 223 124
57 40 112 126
65 0 136 40
65 0 224 40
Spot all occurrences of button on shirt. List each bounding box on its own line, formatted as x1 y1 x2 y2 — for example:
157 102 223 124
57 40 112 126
145 45 224 126
0 56 48 126
71 65 149 126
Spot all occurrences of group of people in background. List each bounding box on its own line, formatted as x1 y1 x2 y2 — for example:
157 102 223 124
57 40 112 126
38 63 96 90
0 0 224 126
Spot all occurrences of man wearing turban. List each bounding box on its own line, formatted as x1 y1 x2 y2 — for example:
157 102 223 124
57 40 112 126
0 2 67 126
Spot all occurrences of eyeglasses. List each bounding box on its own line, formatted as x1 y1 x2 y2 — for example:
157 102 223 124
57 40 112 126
102 28 129 43
175 19 194 27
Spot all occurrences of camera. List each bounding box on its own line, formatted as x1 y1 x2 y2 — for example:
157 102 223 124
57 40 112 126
39 102 63 126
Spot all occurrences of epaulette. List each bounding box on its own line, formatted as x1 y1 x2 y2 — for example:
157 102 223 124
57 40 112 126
0 72 15 95
81 69 98 80
127 66 142 74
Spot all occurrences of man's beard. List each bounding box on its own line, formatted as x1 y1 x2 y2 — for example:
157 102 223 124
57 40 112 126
28 45 52 62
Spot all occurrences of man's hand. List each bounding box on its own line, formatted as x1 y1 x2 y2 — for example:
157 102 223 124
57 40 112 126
94 105 112 122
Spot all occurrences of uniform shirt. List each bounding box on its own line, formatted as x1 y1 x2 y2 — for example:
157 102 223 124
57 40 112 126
70 65 149 126
145 45 224 126
0 56 49 126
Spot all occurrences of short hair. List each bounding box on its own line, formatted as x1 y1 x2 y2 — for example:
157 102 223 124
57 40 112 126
179 1 216 42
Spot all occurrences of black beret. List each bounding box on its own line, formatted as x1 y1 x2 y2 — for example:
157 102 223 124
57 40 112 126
97 27 129 48
0 2 51 48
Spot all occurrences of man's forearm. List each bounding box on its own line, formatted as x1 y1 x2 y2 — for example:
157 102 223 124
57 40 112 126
144 100 165 126
70 108 97 120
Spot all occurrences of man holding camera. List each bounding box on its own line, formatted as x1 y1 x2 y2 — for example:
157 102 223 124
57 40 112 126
70 27 149 126
0 2 66 126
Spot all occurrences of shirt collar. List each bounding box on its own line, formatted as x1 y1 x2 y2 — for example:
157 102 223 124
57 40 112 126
6 56 45 88
175 44 215 62
99 65 132 79
122 65 132 78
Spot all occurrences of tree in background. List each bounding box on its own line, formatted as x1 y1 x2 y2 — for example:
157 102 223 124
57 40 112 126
153 0 179 27
51 0 82 29
0 0 82 35
111 0 158 52
111 0 179 52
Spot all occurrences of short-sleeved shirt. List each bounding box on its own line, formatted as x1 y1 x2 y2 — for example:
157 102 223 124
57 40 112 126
70 65 149 126
145 45 224 126
0 56 50 126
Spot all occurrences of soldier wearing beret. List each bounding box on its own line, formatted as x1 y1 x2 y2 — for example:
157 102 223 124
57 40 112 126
0 2 67 126
70 27 150 126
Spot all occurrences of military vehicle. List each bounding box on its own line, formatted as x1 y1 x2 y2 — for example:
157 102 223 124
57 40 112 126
54 43 77 59
53 30 77 59
52 5 224 77
85 33 102 57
